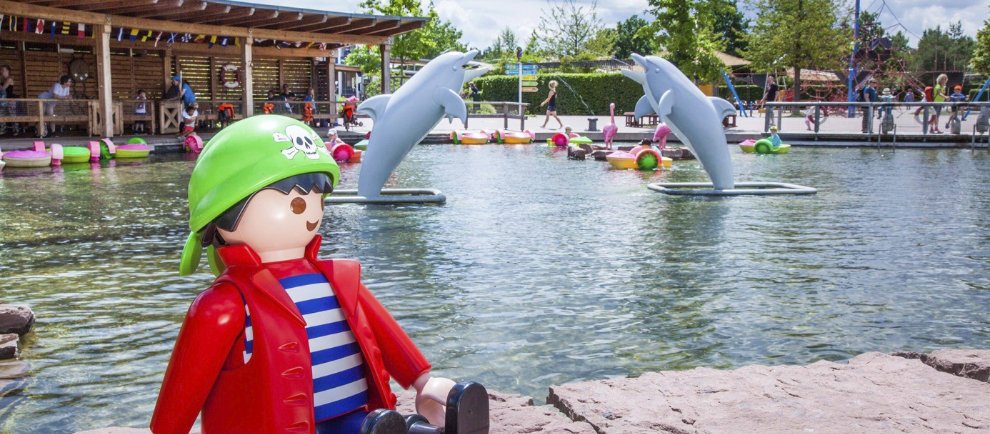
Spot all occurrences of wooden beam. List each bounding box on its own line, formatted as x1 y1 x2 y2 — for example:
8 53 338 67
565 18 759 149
95 23 113 137
380 38 390 94
0 1 390 45
198 6 256 26
279 14 330 32
366 20 411 36
75 0 159 11
242 35 252 116
112 1 207 18
292 16 351 33
0 31 97 47
330 18 379 34
136 4 232 21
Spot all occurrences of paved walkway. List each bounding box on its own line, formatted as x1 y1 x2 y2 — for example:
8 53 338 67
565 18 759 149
2 109 988 152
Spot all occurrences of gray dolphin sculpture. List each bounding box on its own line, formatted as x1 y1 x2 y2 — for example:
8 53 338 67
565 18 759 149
356 50 489 198
621 53 737 190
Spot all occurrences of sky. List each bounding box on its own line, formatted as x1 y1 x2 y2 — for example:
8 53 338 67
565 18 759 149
252 0 985 49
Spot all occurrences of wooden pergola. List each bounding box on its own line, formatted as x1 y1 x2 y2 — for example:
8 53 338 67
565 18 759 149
0 0 425 137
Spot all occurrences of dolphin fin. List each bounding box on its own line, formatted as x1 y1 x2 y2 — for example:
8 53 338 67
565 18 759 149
621 69 645 84
658 90 675 118
357 95 390 121
434 87 467 125
634 95 655 119
709 97 737 119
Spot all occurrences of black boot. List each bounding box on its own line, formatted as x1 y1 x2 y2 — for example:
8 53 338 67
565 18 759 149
360 409 407 434
444 382 489 434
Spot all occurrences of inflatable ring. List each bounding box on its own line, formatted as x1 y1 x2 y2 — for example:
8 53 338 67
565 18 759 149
549 133 569 147
61 145 91 164
330 143 355 163
636 149 660 170
127 137 147 145
754 139 772 154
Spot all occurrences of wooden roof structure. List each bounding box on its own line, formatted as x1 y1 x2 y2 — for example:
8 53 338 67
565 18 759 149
10 0 426 49
0 0 424 137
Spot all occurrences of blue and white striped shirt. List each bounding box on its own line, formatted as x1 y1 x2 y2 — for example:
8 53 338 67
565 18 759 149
244 272 369 421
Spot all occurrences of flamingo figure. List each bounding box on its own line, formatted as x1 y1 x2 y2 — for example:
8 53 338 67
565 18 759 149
602 102 619 149
653 122 672 151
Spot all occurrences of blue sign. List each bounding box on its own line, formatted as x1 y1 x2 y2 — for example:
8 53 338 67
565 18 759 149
504 64 538 75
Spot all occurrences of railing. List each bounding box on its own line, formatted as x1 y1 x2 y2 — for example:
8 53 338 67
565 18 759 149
463 102 529 130
0 98 112 137
763 101 990 139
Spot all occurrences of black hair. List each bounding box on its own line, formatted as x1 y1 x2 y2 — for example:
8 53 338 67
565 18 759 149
639 139 651 146
59 75 72 85
200 172 334 247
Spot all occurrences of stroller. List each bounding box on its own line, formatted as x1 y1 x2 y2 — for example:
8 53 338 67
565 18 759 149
341 96 362 131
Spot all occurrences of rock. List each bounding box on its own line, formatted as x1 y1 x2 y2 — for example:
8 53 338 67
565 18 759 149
0 305 34 335
548 352 990 433
0 334 18 360
0 360 28 379
396 388 595 433
894 349 990 383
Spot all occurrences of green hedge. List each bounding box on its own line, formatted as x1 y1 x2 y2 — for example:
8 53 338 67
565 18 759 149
473 73 645 116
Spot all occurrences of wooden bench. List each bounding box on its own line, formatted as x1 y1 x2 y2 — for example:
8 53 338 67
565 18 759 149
624 112 659 128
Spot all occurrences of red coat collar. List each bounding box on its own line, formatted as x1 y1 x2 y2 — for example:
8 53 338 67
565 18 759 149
216 235 323 267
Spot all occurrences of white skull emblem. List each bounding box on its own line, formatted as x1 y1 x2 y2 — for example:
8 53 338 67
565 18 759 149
282 125 321 160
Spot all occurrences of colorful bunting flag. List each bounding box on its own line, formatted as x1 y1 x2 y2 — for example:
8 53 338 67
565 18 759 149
319 42 327 51
141 30 152 42
116 27 124 41
35 19 44 34
129 28 138 41
0 15 4 34
50 20 56 39
219 37 228 46
61 21 70 35
22 17 28 33
77 23 85 38
167 33 176 44
180 33 191 43
9 16 15 32
154 32 162 47
193 34 204 43
234 37 240 47
208 35 217 48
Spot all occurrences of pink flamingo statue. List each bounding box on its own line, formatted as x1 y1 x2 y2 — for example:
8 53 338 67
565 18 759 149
602 102 619 149
653 122 672 151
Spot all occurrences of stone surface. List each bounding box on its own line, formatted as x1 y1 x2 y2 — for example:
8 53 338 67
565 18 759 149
548 352 990 433
396 388 596 433
0 333 18 360
895 349 990 383
0 304 35 335
0 359 29 379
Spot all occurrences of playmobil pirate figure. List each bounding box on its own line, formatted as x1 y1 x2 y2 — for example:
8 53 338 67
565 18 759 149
151 115 487 434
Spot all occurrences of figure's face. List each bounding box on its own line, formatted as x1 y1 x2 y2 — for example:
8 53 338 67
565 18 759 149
218 188 324 258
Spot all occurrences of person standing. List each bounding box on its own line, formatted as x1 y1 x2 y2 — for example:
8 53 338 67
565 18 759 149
0 65 20 136
540 80 562 130
38 75 72 116
134 89 148 134
860 78 877 133
166 75 196 108
468 82 481 113
931 74 948 134
760 75 779 124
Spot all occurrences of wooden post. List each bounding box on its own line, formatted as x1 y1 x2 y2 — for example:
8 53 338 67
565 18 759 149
380 37 391 94
95 22 113 138
242 35 254 117
327 54 336 121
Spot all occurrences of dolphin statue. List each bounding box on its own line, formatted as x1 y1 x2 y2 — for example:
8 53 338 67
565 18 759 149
356 50 490 198
621 53 738 190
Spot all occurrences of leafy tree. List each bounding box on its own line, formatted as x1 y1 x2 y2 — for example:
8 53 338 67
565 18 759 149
481 28 519 60
743 0 850 102
537 0 605 58
646 0 728 82
711 0 749 56
973 10 990 74
347 0 466 92
586 28 617 58
913 22 974 74
613 15 657 59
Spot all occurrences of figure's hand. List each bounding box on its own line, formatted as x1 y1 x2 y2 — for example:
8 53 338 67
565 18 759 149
413 373 456 427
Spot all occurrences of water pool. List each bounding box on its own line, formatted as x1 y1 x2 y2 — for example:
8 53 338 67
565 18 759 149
1 145 988 432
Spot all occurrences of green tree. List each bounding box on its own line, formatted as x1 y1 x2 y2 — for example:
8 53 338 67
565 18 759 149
348 0 466 92
711 0 749 56
646 0 728 82
537 0 605 58
613 15 657 59
914 22 974 74
586 28 617 58
481 28 518 60
743 0 850 102
972 10 990 74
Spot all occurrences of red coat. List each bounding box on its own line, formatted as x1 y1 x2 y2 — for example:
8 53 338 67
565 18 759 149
151 236 431 434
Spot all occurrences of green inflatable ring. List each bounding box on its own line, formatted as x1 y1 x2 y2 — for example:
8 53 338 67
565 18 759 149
569 136 593 145
127 137 147 145
61 146 91 164
754 139 772 154
636 152 658 170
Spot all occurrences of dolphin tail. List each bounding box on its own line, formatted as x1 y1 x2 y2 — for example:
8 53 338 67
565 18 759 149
357 95 391 122
435 87 467 125
709 97 737 120
634 95 655 119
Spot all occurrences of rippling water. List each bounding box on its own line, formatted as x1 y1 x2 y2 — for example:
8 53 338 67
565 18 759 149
1 146 988 433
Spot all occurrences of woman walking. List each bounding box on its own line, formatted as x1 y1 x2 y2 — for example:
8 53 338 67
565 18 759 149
540 80 562 130
930 74 948 134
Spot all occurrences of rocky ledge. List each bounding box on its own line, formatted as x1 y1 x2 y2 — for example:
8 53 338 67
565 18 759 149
77 349 990 434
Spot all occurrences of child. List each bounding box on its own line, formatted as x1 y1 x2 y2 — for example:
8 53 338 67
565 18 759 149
302 87 316 127
631 138 653 153
326 128 344 146
180 102 198 138
563 125 579 138
946 85 967 131
133 89 147 134
769 125 782 149
878 88 894 120
152 116 487 434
